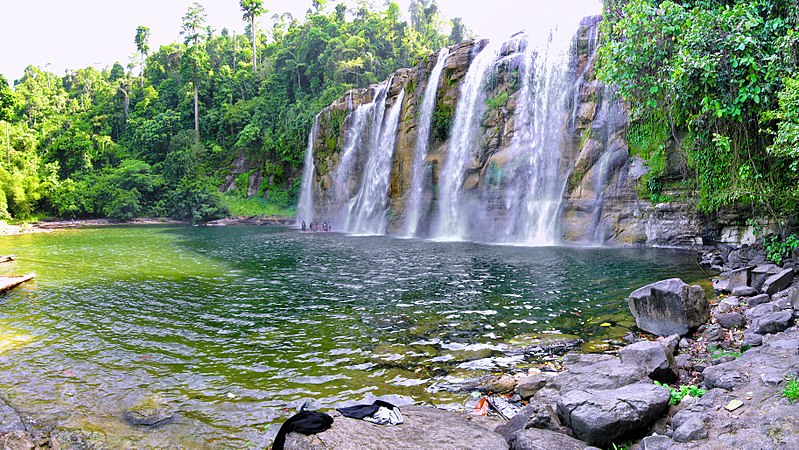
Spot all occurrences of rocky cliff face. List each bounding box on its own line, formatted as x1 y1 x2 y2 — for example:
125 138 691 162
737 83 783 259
298 16 752 247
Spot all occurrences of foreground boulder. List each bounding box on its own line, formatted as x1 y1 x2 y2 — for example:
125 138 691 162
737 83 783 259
628 278 710 336
556 383 670 447
505 428 591 450
618 341 678 383
284 406 508 449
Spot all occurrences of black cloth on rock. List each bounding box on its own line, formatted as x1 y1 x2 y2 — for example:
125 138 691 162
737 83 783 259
272 410 334 450
336 400 404 425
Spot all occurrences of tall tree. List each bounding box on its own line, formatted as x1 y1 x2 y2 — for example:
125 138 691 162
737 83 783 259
134 26 151 86
239 0 265 73
181 2 207 142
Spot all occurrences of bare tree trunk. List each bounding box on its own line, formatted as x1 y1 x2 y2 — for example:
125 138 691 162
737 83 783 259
194 64 200 143
251 16 257 72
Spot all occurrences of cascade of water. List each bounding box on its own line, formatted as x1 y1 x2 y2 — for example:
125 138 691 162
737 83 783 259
333 101 376 208
296 115 321 225
403 47 450 238
433 42 501 240
345 83 406 234
497 21 584 245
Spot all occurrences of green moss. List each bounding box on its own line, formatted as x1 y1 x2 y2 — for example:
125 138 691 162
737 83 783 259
433 103 454 143
485 91 509 110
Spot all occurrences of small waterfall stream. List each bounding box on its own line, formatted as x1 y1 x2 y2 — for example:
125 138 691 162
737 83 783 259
296 115 320 224
433 41 501 240
403 48 450 237
344 83 406 234
496 22 583 245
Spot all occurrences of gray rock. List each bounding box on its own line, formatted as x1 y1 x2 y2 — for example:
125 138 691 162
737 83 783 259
548 359 646 392
672 417 707 442
702 365 747 390
122 397 175 427
506 428 589 450
671 410 704 429
495 402 560 441
762 268 794 295
793 288 799 310
284 406 508 450
618 341 678 383
628 278 710 337
716 312 745 329
49 430 109 450
746 301 778 319
712 279 729 295
478 374 518 394
0 401 24 434
556 383 670 447
759 368 784 387
639 434 679 450
717 297 739 313
674 353 693 370
731 286 758 297
701 323 723 342
0 431 35 450
727 266 752 289
747 294 770 306
751 310 794 335
750 264 782 291
522 338 584 358
771 288 795 310
515 373 553 400
662 334 680 355
742 332 763 347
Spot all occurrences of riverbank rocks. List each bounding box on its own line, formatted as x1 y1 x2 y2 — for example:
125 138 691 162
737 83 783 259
750 310 794 335
762 268 794 295
284 406 508 450
505 428 591 450
556 383 670 446
618 341 678 383
0 430 35 450
627 278 710 336
123 396 175 427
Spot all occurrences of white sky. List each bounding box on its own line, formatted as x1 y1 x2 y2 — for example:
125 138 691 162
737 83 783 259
0 0 602 83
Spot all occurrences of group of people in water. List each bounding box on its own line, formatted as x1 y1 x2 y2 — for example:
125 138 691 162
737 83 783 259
300 220 332 232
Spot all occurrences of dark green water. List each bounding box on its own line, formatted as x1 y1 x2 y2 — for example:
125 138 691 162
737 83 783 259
0 225 708 447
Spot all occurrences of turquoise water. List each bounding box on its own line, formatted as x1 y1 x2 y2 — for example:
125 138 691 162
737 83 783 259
0 225 707 447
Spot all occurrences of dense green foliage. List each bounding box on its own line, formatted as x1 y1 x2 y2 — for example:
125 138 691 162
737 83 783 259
599 0 799 221
0 0 463 222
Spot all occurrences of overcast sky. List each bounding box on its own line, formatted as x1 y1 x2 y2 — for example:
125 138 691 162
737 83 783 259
0 0 602 83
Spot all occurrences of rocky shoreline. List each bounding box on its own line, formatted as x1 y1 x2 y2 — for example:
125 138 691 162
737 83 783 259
1 243 797 449
0 215 296 237
287 245 798 450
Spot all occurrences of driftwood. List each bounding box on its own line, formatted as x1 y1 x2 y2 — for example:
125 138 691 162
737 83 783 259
0 273 35 293
0 255 13 264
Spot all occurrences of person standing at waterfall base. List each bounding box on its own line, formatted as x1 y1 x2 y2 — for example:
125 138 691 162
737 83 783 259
301 221 307 231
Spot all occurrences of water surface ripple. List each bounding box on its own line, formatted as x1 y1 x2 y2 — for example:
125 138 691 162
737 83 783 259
0 225 707 447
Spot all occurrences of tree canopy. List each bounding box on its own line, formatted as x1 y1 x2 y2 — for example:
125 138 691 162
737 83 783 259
0 0 464 223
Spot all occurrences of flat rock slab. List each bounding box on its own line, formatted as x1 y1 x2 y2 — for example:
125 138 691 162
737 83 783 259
762 268 794 295
693 331 799 448
284 406 508 450
506 428 590 450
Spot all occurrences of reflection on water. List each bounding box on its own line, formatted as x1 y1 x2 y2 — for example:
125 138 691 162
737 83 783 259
0 225 707 447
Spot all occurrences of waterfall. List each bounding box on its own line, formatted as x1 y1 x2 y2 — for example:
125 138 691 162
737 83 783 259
496 20 583 245
433 41 501 240
296 115 320 225
344 82 406 234
403 47 450 238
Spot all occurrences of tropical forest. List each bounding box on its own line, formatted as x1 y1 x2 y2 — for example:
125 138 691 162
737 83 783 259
0 0 798 449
